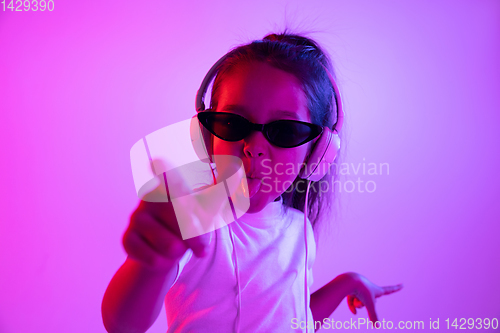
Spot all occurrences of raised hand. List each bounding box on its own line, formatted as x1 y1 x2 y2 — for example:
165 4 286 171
123 160 211 272
346 273 403 323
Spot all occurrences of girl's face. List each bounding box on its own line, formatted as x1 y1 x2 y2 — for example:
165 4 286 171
213 61 313 213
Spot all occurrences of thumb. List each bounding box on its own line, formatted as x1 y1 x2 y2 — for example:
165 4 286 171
184 232 211 258
347 295 357 315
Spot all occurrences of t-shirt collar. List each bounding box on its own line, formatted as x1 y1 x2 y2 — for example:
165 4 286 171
236 196 285 229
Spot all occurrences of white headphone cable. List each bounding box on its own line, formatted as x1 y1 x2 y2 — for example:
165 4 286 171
217 167 310 333
225 181 241 333
228 221 241 333
304 180 311 333
211 163 241 333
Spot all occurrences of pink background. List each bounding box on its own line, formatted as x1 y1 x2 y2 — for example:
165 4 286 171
1 0 499 332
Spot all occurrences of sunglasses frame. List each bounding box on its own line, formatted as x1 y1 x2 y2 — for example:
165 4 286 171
197 110 324 148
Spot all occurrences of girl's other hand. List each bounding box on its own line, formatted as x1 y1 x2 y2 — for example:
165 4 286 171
345 273 403 323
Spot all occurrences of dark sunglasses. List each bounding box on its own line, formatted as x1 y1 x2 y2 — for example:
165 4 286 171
197 111 323 148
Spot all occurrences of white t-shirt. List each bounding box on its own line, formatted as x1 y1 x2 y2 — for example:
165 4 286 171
164 196 316 332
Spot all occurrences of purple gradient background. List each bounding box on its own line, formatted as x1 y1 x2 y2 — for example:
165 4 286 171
1 1 499 332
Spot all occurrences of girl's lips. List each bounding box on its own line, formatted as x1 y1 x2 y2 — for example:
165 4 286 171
245 177 262 198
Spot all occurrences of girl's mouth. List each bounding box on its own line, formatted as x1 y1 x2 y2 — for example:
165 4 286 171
245 177 262 198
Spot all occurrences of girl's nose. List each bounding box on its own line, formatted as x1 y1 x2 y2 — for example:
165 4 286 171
243 130 267 158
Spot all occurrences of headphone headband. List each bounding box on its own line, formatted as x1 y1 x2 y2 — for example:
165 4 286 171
195 55 228 112
320 63 344 134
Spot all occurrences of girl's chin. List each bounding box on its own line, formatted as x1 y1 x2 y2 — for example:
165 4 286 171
245 193 276 214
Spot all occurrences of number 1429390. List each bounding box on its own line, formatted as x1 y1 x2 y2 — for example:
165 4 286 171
2 0 55 12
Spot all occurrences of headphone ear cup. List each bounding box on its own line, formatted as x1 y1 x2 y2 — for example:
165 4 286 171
190 114 213 163
299 127 340 181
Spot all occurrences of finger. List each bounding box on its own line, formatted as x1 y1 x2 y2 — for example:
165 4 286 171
347 295 357 315
132 212 188 260
136 199 183 239
184 232 211 258
362 294 378 324
135 208 209 259
123 229 171 269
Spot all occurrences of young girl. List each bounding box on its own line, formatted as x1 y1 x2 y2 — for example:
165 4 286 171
102 32 402 332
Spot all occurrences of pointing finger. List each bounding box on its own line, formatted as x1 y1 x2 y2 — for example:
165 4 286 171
378 284 404 297
362 294 378 324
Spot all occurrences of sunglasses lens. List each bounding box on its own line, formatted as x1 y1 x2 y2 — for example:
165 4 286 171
267 121 317 148
198 112 322 148
201 113 248 141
